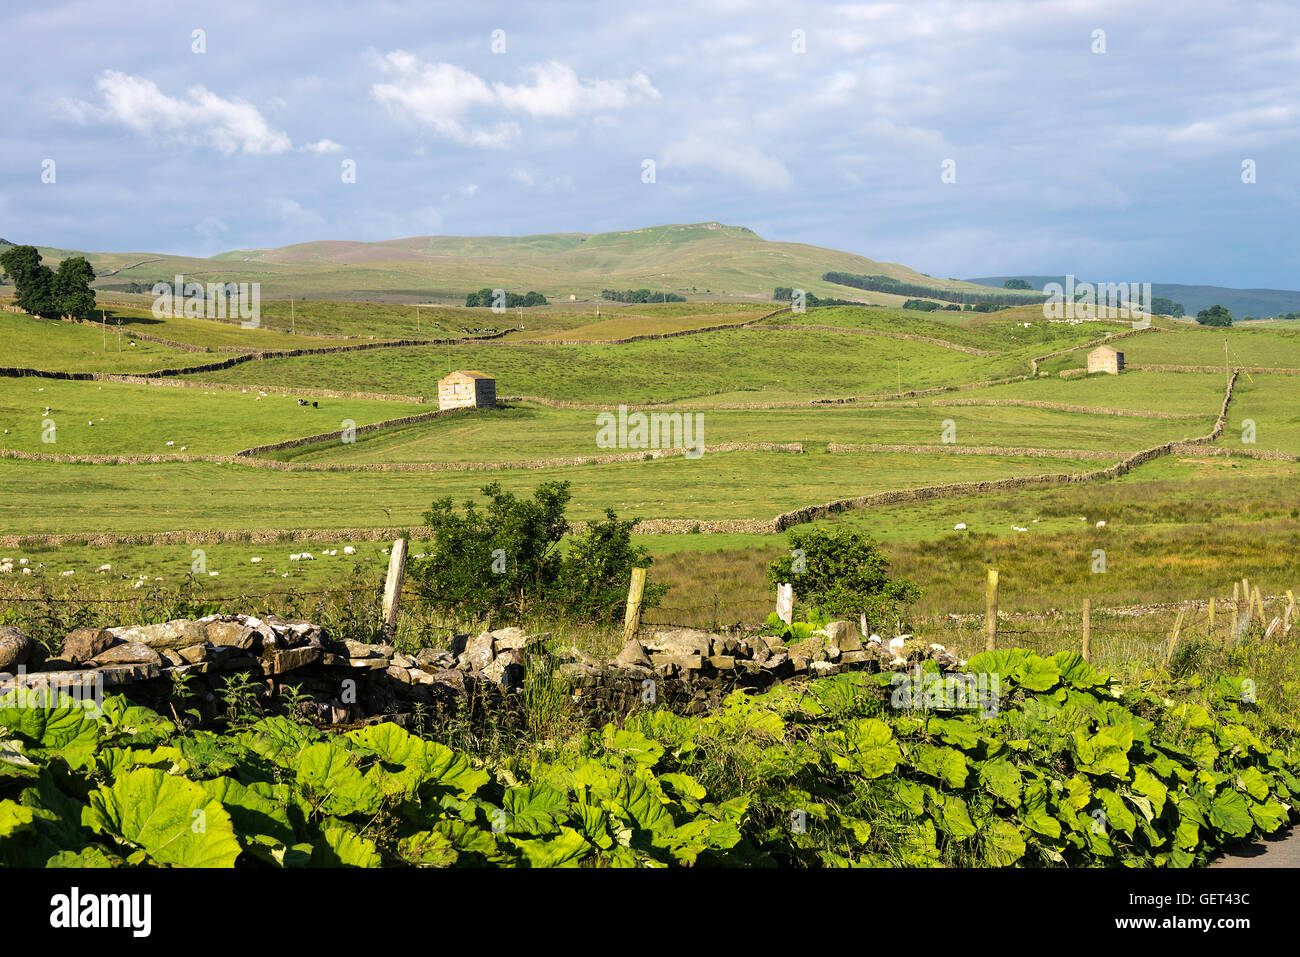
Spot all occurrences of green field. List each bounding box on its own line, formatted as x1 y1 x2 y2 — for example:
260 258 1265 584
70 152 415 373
2 293 1298 630
0 377 410 456
273 401 1205 466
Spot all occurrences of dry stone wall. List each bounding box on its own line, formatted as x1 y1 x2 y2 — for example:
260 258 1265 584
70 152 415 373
0 616 960 727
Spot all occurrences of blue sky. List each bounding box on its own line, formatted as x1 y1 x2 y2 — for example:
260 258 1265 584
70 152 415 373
3 0 1298 286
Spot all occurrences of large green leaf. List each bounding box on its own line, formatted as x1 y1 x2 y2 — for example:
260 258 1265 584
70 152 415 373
1208 789 1253 837
909 744 969 788
312 820 381 867
295 742 383 817
827 719 902 778
979 758 1024 808
0 697 100 770
83 768 242 867
983 818 1026 866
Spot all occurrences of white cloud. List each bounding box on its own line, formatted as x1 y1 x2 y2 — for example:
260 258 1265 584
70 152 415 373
370 51 658 147
661 136 792 191
508 168 575 192
494 61 659 117
69 70 293 155
302 138 343 153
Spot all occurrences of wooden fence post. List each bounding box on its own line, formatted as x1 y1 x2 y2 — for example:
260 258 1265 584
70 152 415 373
1285 590 1295 636
381 537 408 640
1207 597 1215 639
1081 597 1091 663
984 568 999 652
1164 606 1186 668
623 567 647 641
776 583 794 626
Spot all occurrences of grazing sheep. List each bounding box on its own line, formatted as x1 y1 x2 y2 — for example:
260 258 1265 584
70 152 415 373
61 570 74 577
250 557 262 564
97 564 111 572
289 553 302 561
954 523 967 531
343 546 356 555
300 552 314 560
1095 520 1107 528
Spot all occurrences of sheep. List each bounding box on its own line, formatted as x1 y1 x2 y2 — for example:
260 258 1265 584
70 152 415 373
97 564 112 572
1095 520 1107 528
60 570 74 577
343 546 356 555
18 558 27 566
954 523 967 531
250 557 262 564
299 552 314 560
289 553 302 561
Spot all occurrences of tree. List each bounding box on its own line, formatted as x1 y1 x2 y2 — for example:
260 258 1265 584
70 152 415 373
0 245 95 317
560 509 667 622
1003 278 1032 290
1151 296 1185 317
1195 304 1233 327
53 257 97 319
766 526 921 632
408 480 665 625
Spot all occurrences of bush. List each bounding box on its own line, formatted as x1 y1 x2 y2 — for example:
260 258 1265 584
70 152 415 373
766 526 920 633
408 481 664 626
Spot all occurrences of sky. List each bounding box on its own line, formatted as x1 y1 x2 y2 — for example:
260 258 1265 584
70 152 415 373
2 0 1299 287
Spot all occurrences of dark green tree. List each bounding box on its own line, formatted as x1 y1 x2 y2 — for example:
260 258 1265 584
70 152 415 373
53 256 97 319
0 245 58 314
767 526 920 632
1196 304 1233 327
1003 278 1032 290
409 480 664 625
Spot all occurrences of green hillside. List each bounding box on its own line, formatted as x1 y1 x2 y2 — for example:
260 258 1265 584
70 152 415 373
16 223 1000 306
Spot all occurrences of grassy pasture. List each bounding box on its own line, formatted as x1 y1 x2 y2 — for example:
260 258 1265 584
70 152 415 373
938 368 1227 414
1085 322 1300 369
1211 373 1300 454
0 312 199 373
189 327 1020 404
276 401 1206 466
0 449 1101 535
0 378 408 456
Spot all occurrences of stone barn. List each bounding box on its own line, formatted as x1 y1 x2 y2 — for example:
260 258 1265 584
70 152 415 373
1086 345 1125 375
438 370 496 410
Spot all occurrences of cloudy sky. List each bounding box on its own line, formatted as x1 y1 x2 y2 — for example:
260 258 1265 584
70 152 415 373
3 0 1298 286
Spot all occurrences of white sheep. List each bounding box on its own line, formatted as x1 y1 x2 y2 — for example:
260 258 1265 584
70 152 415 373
954 523 967 531
97 564 111 572
250 557 262 564
343 546 356 555
289 553 302 561
1095 520 1107 528
61 570 74 577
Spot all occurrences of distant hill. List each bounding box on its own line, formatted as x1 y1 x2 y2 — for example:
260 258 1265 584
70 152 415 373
967 276 1300 320
19 222 1004 306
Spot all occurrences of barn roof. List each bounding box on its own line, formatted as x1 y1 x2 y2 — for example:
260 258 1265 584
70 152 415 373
442 370 494 380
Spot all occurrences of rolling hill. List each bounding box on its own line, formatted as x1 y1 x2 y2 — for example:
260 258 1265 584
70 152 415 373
967 275 1300 320
12 222 1001 306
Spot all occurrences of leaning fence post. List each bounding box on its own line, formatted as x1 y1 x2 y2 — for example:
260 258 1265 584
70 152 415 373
1081 597 1091 662
1164 606 1186 668
623 567 647 641
776 582 794 626
984 568 999 652
381 537 408 640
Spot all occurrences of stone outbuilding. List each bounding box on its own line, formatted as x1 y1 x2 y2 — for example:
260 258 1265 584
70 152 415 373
1086 345 1125 375
438 370 496 410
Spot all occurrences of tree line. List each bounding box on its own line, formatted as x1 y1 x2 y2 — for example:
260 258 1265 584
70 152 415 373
601 288 686 303
823 271 1046 306
464 288 548 308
